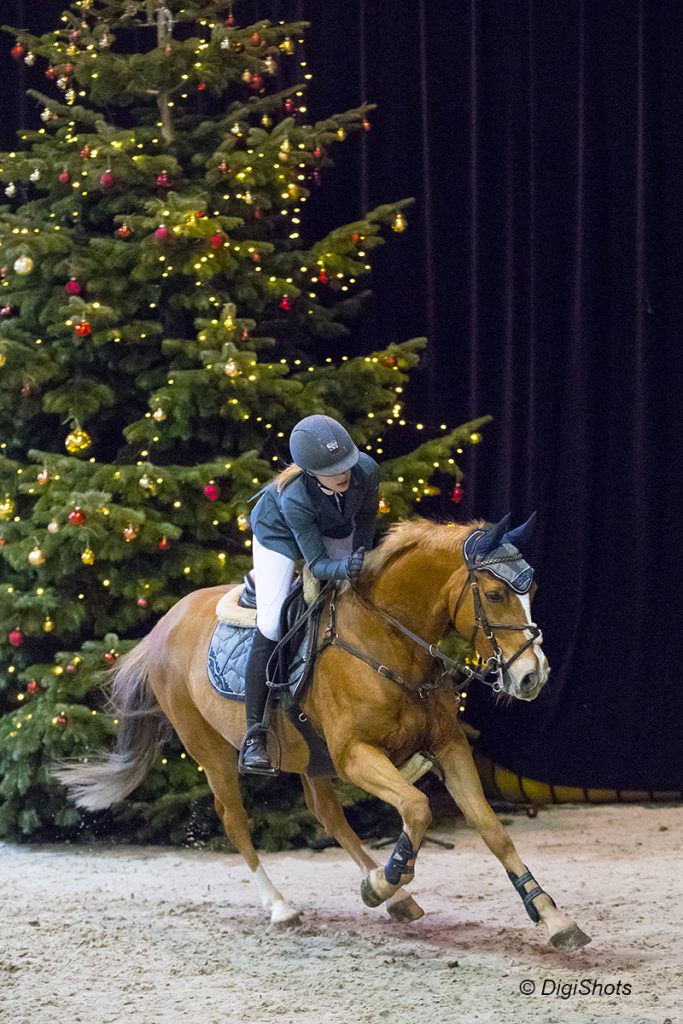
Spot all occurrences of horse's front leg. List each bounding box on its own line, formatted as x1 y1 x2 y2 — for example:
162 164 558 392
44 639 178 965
302 775 425 922
336 742 432 909
434 728 591 951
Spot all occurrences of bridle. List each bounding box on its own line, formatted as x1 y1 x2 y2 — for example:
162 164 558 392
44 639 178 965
451 554 543 693
316 550 543 700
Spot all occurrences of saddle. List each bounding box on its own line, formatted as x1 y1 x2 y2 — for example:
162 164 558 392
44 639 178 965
208 572 334 775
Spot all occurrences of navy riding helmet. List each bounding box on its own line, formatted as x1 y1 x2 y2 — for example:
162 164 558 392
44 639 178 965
289 415 360 476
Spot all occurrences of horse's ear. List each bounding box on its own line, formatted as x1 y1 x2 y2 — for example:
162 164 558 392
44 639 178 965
501 511 537 551
473 513 511 559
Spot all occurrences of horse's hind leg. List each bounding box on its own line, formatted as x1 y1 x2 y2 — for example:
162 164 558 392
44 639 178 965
435 729 591 951
157 692 300 927
302 776 425 923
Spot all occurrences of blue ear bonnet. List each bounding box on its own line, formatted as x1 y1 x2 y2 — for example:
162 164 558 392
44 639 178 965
462 513 537 595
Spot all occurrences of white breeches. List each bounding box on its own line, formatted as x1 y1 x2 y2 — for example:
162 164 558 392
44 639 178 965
252 534 353 641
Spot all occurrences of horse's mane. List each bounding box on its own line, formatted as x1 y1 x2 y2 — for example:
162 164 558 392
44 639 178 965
362 517 484 580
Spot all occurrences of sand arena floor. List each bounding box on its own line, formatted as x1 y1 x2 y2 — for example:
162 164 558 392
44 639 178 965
1 803 681 1024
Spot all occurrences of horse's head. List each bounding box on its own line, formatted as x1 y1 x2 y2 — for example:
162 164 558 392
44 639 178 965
449 513 550 701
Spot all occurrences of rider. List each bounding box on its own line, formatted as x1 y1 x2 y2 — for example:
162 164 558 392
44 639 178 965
239 414 380 774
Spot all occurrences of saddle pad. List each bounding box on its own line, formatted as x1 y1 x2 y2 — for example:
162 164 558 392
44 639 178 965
207 621 308 701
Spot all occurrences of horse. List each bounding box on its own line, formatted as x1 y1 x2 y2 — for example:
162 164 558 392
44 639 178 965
54 514 591 951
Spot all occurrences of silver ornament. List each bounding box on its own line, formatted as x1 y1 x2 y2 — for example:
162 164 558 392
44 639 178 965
24 52 36 66
13 256 34 275
29 169 41 183
40 108 52 123
4 183 17 198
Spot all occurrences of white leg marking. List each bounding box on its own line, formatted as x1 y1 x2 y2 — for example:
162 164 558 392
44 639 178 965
252 864 300 925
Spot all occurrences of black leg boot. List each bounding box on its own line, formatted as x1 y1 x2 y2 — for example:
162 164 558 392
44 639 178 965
239 628 279 775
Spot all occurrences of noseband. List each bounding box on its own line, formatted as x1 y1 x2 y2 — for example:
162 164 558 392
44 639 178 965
452 555 543 692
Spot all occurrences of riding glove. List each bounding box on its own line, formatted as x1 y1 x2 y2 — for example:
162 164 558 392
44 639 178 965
310 547 365 581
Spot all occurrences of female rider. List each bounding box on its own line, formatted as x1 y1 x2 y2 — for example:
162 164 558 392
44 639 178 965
240 414 380 774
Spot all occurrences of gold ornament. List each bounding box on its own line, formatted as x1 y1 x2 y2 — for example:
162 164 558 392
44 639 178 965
43 616 54 633
378 498 391 514
81 548 95 565
37 468 49 485
28 546 46 566
47 519 60 534
237 513 249 531
0 496 15 520
0 353 7 367
122 523 139 542
224 359 240 378
391 211 407 233
65 428 92 454
336 127 346 142
13 255 34 275
279 36 295 54
152 407 167 422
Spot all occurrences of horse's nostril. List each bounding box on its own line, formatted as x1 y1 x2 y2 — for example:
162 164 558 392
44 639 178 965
520 672 538 692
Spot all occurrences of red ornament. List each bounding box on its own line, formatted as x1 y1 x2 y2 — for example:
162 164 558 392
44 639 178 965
251 32 261 43
68 507 86 526
197 82 207 92
209 233 226 249
384 355 397 366
218 161 229 174
27 680 40 695
362 118 372 132
74 320 91 337
11 44 25 61
136 597 148 608
54 714 68 727
318 270 328 284
253 209 263 219
352 232 361 243
313 147 322 160
103 651 118 665
64 278 82 295
279 296 291 311
99 170 115 188
1 305 14 317
45 66 56 79
154 225 170 241
250 74 263 90
159 535 170 550
155 170 172 189
65 662 77 673
20 384 32 398
9 629 25 647
241 329 250 341
80 146 91 159
250 251 261 263
58 169 70 184
283 98 295 114
115 223 132 239
203 483 221 502
451 482 463 504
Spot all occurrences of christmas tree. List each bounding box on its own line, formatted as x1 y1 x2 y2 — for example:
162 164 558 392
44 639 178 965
0 0 490 844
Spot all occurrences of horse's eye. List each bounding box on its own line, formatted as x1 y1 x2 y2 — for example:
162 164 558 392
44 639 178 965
485 591 504 603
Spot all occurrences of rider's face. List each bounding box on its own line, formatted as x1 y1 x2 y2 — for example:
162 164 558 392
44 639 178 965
314 469 352 493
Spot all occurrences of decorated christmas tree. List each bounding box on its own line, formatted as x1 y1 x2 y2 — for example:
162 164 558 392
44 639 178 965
0 0 489 844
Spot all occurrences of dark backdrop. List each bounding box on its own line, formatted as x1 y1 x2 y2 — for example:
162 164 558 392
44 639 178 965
2 1 681 789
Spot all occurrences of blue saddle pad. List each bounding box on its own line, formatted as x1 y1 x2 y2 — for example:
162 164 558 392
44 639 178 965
207 622 308 701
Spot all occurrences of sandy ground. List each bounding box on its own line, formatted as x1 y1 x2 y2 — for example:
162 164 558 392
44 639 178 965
1 803 681 1024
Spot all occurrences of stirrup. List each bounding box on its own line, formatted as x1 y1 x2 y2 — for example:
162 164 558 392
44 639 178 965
507 865 556 923
238 730 279 777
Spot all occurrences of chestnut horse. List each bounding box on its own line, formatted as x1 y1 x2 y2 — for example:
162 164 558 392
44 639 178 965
55 516 590 951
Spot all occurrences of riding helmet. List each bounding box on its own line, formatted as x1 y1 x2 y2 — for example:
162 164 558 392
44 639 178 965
289 415 359 475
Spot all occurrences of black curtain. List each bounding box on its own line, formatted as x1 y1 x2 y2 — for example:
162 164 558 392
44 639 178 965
2 1 681 789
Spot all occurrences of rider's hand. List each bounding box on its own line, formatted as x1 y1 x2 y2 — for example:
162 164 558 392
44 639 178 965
346 547 366 581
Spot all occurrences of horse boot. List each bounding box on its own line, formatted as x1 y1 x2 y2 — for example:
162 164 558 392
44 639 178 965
239 628 279 776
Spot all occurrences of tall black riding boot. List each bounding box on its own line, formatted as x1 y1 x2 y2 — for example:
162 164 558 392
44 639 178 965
239 628 279 775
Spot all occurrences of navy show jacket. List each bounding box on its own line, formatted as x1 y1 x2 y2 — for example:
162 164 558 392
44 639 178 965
250 453 380 575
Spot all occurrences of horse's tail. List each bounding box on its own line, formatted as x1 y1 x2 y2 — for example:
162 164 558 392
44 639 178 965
52 633 170 810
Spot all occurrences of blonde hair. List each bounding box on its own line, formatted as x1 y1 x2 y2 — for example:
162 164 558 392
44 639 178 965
270 462 304 493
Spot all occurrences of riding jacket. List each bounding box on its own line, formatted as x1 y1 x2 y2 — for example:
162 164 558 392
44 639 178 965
250 453 380 578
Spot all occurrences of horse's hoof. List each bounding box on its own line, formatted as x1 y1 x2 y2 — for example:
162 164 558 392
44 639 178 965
387 894 425 923
270 901 302 928
360 876 385 908
549 923 592 951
